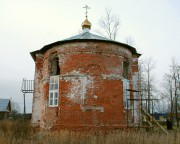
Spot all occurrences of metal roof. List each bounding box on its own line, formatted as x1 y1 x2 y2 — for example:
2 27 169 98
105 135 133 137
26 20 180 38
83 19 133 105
30 31 141 61
63 31 110 41
0 99 10 112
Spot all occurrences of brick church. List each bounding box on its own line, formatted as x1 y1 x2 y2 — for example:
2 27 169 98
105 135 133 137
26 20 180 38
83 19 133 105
31 9 141 130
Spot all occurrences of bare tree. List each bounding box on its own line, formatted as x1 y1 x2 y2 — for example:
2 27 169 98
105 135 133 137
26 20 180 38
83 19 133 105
138 60 146 103
161 58 180 128
140 57 156 114
155 95 169 113
124 36 135 46
170 58 180 128
97 8 120 40
11 101 21 118
161 74 174 117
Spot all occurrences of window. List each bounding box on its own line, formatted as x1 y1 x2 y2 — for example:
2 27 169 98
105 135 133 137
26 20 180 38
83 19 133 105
49 54 60 76
49 76 59 107
123 79 130 109
123 61 129 79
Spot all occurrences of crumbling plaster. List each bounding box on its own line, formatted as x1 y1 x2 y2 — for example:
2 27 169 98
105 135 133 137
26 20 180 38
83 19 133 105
31 41 140 130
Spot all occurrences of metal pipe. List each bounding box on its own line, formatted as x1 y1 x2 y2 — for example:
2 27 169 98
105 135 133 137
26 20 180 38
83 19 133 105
24 93 26 117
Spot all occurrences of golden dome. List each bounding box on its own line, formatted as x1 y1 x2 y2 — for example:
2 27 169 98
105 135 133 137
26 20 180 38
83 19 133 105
81 18 91 30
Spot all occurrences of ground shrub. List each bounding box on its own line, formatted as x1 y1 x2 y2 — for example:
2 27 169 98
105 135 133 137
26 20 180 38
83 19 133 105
0 120 179 144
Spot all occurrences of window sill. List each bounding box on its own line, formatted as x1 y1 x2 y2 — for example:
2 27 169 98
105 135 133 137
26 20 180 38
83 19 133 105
49 105 58 107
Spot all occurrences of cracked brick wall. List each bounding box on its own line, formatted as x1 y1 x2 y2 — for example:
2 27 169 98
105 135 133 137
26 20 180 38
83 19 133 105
31 41 140 130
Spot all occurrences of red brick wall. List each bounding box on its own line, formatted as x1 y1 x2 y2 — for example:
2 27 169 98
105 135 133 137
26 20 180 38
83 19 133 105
32 41 140 130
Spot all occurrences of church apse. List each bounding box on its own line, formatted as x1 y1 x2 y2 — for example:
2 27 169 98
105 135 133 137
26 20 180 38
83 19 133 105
30 6 141 130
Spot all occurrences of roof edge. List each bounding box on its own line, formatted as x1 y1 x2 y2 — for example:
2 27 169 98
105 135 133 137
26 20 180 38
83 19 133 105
30 38 141 59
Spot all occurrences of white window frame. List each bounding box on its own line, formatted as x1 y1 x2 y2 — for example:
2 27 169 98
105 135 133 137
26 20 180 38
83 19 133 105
123 79 130 109
49 76 59 107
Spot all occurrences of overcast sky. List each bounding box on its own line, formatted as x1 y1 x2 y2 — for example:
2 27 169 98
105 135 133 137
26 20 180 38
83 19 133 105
0 0 180 113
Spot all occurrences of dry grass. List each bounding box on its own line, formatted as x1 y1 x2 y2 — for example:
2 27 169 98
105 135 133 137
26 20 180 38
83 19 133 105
0 120 179 144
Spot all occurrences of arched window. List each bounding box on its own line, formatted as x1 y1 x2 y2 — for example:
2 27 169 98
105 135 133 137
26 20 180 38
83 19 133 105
123 61 129 79
49 53 60 107
49 54 60 76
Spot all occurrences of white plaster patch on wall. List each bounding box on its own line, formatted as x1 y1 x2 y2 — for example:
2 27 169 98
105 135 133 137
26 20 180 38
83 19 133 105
81 106 104 112
67 70 80 75
132 72 140 125
81 77 86 105
122 79 130 109
132 72 139 96
64 74 93 105
43 58 49 78
115 68 120 75
65 77 82 104
58 54 66 66
102 74 122 80
93 95 98 99
32 94 41 124
40 81 49 129
132 57 138 62
70 78 81 101
32 69 42 125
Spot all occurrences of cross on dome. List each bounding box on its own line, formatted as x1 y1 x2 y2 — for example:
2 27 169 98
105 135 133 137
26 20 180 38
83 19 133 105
82 5 91 30
83 5 90 18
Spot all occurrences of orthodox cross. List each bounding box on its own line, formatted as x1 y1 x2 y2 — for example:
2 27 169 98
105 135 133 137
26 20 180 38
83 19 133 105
83 5 90 18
